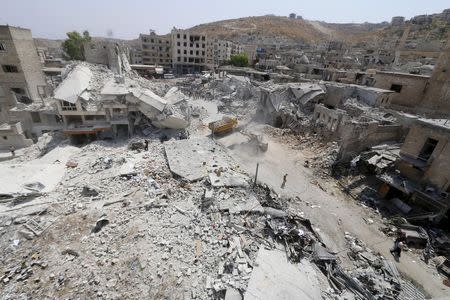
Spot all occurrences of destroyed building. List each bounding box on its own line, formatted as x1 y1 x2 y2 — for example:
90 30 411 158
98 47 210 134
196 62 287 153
377 118 450 223
0 25 54 149
171 28 214 74
139 32 172 68
84 38 131 74
53 62 189 142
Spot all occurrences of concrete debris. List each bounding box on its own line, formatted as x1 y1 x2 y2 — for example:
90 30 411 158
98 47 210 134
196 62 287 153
0 49 444 300
81 185 100 197
23 182 45 192
91 217 109 233
244 248 322 300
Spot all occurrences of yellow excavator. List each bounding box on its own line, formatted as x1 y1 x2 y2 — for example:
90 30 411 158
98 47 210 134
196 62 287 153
208 116 238 135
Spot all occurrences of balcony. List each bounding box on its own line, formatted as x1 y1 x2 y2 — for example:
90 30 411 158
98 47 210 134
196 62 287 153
63 122 111 135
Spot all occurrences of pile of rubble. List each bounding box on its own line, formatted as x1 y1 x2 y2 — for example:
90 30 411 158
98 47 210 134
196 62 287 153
0 132 428 299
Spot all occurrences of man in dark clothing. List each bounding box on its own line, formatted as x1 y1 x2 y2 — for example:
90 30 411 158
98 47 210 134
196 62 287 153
144 140 149 151
390 230 407 259
281 173 288 189
9 145 15 157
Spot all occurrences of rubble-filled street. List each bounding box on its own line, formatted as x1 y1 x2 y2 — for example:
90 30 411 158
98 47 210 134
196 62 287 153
1 65 449 299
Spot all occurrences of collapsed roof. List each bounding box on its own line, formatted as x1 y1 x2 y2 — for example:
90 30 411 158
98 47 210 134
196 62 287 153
53 62 190 129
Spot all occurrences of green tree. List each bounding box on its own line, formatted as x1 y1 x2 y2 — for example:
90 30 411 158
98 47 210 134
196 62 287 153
62 30 91 60
230 53 249 67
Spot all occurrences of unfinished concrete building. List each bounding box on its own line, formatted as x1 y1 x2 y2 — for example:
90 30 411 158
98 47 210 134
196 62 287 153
171 28 213 74
139 32 172 68
0 26 48 122
0 25 55 148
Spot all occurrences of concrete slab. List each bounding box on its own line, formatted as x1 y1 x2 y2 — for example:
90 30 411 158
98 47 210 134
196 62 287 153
0 145 80 194
208 169 248 187
218 194 264 214
244 248 322 300
164 137 227 181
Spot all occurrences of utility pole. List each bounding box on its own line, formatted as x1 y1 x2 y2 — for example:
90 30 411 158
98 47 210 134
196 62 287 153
253 162 259 188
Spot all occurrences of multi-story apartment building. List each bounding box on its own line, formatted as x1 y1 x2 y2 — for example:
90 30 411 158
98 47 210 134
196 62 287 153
171 28 213 74
214 40 232 66
139 32 172 68
213 39 245 66
0 25 48 123
0 25 58 148
130 48 143 64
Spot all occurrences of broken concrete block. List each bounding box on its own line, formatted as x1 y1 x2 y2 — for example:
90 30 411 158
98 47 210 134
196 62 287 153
91 217 109 233
225 288 242 300
244 248 322 300
81 185 99 197
66 160 78 168
264 207 287 218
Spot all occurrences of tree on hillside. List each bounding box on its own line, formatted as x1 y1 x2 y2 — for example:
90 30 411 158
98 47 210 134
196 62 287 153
230 53 249 67
62 30 91 60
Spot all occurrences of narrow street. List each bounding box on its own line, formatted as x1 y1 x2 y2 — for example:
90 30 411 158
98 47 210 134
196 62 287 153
221 132 450 299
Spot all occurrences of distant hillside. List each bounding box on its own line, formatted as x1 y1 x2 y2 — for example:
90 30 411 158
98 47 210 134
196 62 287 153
189 12 449 47
189 15 390 45
190 16 333 44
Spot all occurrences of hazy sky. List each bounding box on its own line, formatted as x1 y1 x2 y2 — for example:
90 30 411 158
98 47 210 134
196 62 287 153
1 0 449 39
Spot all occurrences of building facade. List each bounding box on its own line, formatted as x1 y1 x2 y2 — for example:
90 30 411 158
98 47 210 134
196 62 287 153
0 25 48 123
139 32 172 68
171 28 213 74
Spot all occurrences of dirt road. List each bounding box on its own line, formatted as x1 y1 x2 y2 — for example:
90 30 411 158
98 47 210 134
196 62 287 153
220 133 450 299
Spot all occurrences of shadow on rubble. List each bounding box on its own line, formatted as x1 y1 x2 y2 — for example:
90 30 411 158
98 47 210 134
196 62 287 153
248 183 427 299
333 159 450 281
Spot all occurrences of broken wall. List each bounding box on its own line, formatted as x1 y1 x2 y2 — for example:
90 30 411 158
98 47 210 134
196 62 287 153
400 122 450 190
0 122 33 150
338 122 403 161
371 72 429 111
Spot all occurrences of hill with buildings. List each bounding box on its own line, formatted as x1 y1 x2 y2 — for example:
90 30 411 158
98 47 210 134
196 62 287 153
190 11 450 47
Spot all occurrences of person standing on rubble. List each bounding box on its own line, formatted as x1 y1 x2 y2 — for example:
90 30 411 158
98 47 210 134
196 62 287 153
9 145 15 157
281 173 288 189
390 230 406 259
144 140 149 151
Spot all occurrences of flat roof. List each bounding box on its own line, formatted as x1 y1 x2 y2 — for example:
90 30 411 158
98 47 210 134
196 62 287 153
376 70 430 79
417 118 450 131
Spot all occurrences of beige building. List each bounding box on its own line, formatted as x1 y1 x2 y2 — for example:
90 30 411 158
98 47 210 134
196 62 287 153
139 32 172 68
377 118 450 222
171 28 213 74
369 71 430 111
398 119 450 192
0 25 48 123
0 25 58 148
420 38 450 117
0 122 33 150
213 39 244 66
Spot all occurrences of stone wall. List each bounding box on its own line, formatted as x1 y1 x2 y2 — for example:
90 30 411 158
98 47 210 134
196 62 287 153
400 121 450 190
371 71 429 110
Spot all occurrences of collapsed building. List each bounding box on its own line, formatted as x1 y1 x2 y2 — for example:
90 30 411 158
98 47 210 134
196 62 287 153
258 81 404 160
53 63 190 142
378 118 450 223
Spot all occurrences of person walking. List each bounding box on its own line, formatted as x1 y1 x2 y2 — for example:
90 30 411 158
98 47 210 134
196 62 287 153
9 145 15 157
144 140 149 151
390 230 407 260
281 173 288 189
